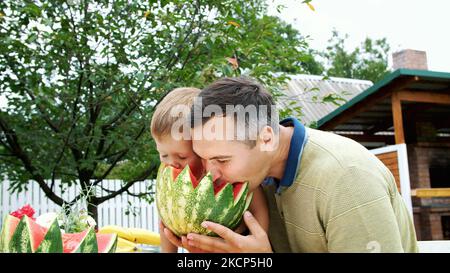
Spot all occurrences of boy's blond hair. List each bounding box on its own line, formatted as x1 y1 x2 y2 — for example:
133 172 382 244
151 87 201 139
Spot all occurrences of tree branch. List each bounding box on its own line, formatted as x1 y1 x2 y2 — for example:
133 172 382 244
83 80 102 161
126 189 155 198
68 67 85 172
24 88 61 132
93 122 148 185
1 52 62 134
95 147 127 161
94 161 157 204
0 113 65 206
51 116 78 191
100 2 202 135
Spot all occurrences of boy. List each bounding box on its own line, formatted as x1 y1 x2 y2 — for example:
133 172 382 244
150 87 269 253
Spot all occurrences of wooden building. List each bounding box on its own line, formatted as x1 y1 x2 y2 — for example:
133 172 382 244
282 50 450 240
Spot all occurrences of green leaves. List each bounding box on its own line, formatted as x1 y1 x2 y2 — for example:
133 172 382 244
0 0 313 214
22 2 42 18
321 30 391 83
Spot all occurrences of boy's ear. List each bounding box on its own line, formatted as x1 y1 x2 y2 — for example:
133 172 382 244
258 126 276 152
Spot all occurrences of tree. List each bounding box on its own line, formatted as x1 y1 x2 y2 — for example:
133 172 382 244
299 49 325 75
321 30 391 83
0 0 312 221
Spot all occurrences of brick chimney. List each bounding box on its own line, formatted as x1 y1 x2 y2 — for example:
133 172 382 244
392 49 428 70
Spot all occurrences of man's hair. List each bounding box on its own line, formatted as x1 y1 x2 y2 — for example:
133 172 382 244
151 87 201 139
190 76 279 147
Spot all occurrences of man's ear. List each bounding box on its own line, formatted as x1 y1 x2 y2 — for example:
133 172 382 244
258 126 276 152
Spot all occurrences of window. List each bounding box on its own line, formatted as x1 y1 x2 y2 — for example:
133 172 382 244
429 166 450 188
442 216 450 240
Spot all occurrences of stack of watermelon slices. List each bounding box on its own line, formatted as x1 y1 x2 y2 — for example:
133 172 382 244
0 206 117 253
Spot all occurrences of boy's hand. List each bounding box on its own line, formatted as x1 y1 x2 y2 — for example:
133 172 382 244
160 221 209 253
185 211 273 253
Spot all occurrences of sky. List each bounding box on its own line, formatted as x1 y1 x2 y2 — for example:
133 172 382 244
267 0 450 72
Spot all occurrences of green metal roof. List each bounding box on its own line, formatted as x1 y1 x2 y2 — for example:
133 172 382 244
317 69 450 128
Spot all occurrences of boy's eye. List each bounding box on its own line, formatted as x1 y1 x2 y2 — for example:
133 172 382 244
161 155 168 158
178 155 187 160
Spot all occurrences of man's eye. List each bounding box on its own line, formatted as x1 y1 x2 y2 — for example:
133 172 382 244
217 159 228 164
161 155 168 158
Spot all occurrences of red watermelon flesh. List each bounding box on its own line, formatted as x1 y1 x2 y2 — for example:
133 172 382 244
1 215 20 251
26 217 48 252
5 215 79 253
5 215 20 241
62 230 117 253
232 182 244 199
97 233 117 253
2 215 116 253
171 164 202 188
2 216 46 252
3 215 81 253
62 230 89 253
169 163 245 200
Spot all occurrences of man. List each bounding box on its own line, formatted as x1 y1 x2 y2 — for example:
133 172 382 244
163 76 418 253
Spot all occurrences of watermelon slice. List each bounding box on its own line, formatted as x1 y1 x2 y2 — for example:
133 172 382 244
0 215 117 253
97 233 119 253
0 215 20 252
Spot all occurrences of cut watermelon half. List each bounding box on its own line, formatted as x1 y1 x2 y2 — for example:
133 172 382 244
170 163 245 201
156 163 253 237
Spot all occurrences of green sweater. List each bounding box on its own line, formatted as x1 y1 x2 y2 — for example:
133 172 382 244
263 128 418 253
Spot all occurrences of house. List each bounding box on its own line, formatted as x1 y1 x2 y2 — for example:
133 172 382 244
282 49 450 241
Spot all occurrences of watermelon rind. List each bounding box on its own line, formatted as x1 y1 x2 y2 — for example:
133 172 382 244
36 218 63 253
73 227 98 253
156 163 254 237
0 215 116 253
0 215 22 253
8 216 32 253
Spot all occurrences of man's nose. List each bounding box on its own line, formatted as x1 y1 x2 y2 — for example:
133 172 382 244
205 161 221 182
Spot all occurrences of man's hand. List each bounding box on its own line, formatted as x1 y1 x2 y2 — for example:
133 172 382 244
186 211 273 253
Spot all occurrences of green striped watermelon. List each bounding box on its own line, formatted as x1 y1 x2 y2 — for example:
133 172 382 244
0 215 117 253
156 163 253 237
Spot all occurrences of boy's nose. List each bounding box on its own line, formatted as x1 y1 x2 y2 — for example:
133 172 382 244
164 159 181 169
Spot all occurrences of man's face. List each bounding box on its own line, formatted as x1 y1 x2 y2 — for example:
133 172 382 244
191 116 271 191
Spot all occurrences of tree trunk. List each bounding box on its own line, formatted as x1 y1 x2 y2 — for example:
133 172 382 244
87 201 99 228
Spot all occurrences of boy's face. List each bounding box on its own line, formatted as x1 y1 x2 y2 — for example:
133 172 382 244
155 135 204 179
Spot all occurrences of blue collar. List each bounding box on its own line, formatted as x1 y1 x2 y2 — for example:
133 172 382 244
263 117 308 194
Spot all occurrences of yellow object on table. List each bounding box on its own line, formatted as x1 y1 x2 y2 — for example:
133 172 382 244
116 237 142 253
98 225 161 246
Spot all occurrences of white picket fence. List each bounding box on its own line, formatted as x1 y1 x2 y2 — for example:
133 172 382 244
0 179 160 233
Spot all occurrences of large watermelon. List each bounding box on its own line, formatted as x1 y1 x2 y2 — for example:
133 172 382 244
0 215 117 253
156 163 253 237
